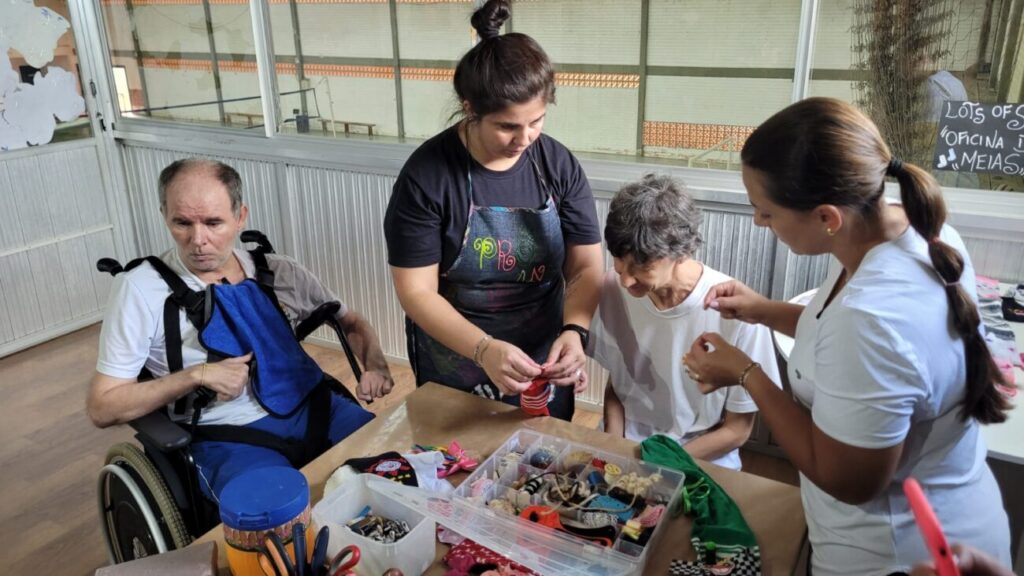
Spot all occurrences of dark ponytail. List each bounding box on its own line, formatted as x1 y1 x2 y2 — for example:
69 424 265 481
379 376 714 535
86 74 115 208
889 161 1011 424
743 97 1010 424
453 0 555 120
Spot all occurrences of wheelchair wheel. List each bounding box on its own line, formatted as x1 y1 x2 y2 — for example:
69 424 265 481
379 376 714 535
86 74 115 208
98 443 192 564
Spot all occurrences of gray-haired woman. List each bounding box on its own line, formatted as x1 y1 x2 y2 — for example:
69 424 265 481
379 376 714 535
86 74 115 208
588 174 781 470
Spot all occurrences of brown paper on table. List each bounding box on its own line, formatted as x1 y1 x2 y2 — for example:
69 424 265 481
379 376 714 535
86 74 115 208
94 542 218 576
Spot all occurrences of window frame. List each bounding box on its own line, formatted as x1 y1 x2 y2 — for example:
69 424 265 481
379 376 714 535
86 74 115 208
94 0 1024 225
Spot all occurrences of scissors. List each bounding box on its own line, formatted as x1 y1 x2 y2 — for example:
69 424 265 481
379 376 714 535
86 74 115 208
309 526 330 576
293 522 307 576
328 544 361 576
258 531 295 576
904 477 961 576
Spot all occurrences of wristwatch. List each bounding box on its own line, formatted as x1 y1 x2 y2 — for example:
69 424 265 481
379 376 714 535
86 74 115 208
559 323 590 349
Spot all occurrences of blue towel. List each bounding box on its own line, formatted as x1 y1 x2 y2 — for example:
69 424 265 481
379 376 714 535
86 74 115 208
200 280 323 417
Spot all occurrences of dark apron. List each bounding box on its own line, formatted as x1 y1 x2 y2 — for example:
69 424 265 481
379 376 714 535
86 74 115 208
408 152 574 420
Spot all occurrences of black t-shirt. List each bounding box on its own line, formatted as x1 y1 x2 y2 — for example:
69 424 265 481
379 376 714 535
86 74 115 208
384 126 601 270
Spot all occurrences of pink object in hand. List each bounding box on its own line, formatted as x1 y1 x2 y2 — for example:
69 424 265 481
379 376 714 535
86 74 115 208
904 477 961 576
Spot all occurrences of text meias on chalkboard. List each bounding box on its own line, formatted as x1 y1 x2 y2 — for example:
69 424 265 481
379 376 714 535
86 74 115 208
934 101 1024 176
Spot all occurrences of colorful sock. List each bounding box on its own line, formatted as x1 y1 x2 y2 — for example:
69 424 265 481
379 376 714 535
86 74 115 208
520 378 552 417
443 538 538 576
641 435 761 575
343 452 419 486
976 275 1003 300
976 279 1022 368
1003 291 1024 323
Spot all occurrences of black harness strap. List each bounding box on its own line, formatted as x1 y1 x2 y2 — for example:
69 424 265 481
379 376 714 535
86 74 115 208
125 256 208 414
248 248 288 319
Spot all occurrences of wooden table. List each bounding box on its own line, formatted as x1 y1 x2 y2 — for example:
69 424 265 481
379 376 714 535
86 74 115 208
196 383 807 575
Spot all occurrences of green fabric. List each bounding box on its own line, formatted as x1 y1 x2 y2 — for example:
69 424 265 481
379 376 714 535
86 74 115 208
640 434 758 555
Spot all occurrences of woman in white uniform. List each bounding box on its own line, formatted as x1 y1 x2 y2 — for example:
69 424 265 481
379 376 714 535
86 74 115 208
683 98 1012 575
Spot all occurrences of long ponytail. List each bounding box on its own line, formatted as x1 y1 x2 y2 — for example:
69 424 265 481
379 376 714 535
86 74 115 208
890 161 1011 424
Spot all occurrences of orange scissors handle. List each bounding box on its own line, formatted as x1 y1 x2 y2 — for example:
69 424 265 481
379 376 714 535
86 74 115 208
904 477 961 576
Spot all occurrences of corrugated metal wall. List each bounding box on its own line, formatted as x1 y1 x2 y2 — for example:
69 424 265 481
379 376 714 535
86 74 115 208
964 237 1024 282
0 142 117 356
117 141 1024 410
287 166 407 357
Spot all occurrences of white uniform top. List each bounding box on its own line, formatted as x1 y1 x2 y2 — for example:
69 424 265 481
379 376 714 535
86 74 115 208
96 248 346 426
589 265 781 470
789 224 1010 575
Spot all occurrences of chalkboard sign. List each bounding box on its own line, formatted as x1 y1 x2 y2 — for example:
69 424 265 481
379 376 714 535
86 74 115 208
934 101 1024 175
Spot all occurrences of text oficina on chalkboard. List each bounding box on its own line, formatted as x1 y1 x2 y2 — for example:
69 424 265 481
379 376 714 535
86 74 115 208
934 101 1024 175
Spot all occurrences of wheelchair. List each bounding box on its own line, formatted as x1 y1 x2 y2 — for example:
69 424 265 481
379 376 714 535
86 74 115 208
95 231 367 564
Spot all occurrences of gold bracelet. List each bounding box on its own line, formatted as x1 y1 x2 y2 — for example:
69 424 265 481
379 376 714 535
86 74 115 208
473 334 493 367
200 362 207 387
738 361 760 388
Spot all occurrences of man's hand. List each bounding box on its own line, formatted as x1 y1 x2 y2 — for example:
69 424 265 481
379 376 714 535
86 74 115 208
356 368 394 402
196 352 252 402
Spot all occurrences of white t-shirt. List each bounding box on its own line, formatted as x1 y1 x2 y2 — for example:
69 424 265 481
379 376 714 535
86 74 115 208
96 248 347 426
789 224 1010 575
589 265 781 470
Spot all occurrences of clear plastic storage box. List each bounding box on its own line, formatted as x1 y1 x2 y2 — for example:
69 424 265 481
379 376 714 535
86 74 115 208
371 430 685 575
312 474 435 576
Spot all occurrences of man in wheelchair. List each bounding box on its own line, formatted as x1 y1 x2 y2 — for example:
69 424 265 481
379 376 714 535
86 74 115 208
87 158 393 506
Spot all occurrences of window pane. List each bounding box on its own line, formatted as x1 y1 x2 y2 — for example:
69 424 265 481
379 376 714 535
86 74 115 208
101 0 262 129
397 1 473 140
268 0 644 149
809 0 1024 192
515 0 641 156
270 1 397 139
2 0 91 149
643 0 800 168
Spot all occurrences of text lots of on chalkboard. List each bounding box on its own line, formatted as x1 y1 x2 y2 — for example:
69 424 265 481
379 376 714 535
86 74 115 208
934 101 1024 176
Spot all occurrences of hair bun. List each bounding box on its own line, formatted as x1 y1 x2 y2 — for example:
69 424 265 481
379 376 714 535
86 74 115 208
471 0 510 40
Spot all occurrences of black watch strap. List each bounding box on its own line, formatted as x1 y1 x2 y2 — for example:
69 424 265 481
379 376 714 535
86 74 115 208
559 323 590 349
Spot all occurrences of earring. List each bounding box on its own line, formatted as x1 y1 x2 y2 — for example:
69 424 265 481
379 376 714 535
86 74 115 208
825 227 835 237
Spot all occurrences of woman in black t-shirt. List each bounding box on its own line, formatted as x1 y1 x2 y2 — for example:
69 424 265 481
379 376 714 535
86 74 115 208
383 0 603 421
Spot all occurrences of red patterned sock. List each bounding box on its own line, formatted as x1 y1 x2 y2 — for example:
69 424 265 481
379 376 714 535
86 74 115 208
520 378 552 417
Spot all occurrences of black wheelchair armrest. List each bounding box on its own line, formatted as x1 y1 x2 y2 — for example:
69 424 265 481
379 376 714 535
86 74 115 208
96 257 124 276
295 301 342 342
130 411 192 452
295 301 364 387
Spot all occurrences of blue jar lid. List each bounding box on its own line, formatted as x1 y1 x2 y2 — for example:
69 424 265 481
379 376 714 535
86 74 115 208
219 466 309 531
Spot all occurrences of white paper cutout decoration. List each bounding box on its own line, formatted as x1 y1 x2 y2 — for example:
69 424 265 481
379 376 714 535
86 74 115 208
0 0 87 150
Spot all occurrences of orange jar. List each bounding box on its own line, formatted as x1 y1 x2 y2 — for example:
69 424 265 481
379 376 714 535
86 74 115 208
219 467 314 576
